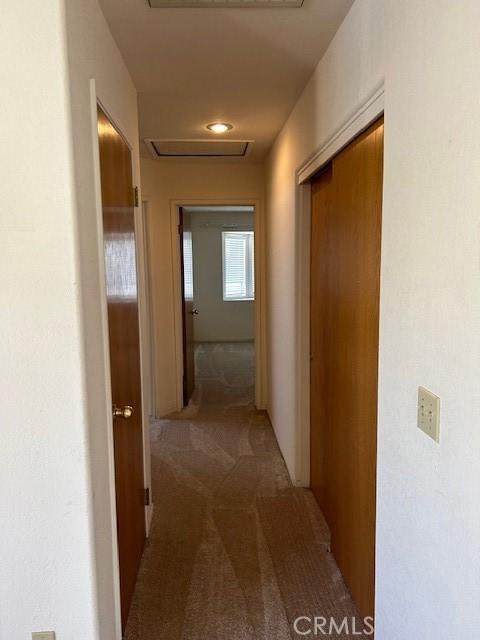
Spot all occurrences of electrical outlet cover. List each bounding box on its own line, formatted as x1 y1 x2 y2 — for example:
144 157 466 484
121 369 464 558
417 386 440 443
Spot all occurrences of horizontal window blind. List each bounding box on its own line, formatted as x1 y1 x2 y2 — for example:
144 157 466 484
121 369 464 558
183 230 194 299
222 231 254 301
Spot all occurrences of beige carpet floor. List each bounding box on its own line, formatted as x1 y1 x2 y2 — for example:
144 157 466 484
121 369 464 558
124 342 367 639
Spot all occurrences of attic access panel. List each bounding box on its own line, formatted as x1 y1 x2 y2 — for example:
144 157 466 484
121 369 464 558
148 1 304 7
145 139 252 158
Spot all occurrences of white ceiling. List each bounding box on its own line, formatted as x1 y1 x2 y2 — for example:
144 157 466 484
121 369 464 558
99 0 354 160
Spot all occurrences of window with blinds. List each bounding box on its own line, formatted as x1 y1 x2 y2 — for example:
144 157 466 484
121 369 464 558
222 231 254 301
183 230 194 299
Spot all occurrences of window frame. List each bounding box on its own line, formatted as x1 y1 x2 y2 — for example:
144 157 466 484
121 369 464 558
222 230 255 302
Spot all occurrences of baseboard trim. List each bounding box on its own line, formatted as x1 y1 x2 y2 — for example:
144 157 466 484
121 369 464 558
145 503 154 536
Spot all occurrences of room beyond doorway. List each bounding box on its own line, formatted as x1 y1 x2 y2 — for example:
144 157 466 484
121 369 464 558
177 205 259 408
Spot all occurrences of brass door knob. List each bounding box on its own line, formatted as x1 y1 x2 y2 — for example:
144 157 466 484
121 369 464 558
113 405 134 419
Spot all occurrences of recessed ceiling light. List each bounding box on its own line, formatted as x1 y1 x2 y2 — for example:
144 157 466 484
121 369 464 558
206 122 233 134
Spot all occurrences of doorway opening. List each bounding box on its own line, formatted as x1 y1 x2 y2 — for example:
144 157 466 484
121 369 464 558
179 205 256 408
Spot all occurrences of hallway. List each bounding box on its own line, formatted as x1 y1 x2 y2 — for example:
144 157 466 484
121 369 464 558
124 343 366 639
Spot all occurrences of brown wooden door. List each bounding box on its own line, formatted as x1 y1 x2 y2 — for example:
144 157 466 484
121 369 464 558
179 207 196 405
97 106 146 630
310 118 384 620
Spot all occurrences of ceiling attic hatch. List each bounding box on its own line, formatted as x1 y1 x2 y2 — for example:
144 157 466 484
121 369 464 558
148 1 304 7
145 139 252 158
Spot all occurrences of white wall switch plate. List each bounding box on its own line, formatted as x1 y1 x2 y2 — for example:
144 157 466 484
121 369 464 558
417 386 440 443
32 633 55 640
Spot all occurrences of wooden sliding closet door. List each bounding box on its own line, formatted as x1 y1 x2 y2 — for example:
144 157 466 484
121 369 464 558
310 118 384 619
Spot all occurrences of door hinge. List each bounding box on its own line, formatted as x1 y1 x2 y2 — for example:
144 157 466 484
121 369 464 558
144 487 150 506
133 186 139 207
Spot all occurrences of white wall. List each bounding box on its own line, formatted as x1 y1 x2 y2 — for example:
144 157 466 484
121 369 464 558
266 0 480 638
141 159 264 416
0 3 96 638
191 210 254 342
0 1 147 638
